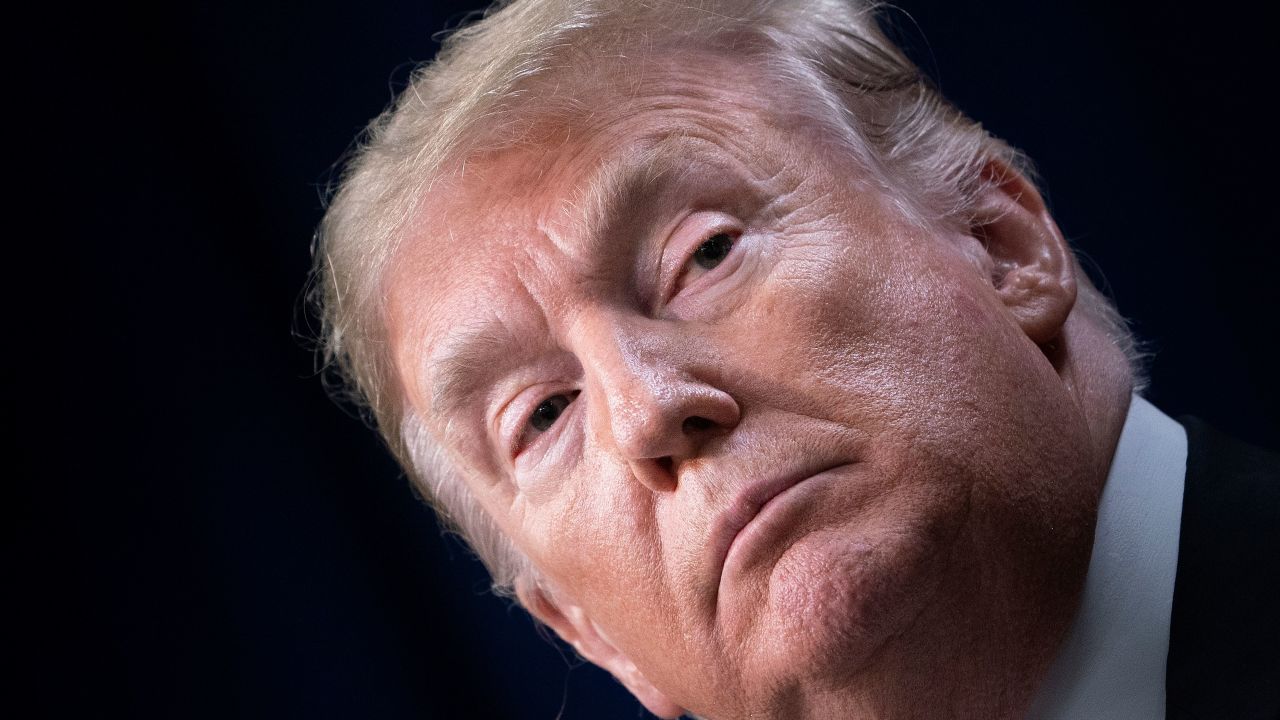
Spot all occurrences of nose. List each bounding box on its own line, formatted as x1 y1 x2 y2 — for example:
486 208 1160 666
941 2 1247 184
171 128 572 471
577 314 740 492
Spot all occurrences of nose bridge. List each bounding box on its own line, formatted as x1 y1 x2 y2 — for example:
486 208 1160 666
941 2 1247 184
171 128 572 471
605 315 674 397
584 311 678 431
574 311 729 461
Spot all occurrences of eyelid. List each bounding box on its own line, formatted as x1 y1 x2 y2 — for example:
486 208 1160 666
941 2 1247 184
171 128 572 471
659 211 744 303
502 387 578 462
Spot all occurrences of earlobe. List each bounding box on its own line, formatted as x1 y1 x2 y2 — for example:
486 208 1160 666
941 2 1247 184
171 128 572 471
516 578 687 719
969 160 1077 346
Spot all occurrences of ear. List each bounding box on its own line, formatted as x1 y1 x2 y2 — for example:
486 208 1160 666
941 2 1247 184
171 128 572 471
968 159 1077 345
516 579 687 719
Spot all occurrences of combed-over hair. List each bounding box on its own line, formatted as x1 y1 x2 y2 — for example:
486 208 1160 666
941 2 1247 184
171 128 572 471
311 0 1143 593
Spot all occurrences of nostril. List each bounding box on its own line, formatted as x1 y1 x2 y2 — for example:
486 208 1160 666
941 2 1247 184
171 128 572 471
682 416 714 433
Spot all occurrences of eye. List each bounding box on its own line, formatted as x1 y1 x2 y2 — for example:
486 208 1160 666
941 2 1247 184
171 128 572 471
516 390 581 457
671 229 740 298
691 232 734 270
529 393 574 432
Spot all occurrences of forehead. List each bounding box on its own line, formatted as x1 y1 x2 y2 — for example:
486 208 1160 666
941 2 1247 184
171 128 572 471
384 52 824 404
437 50 798 224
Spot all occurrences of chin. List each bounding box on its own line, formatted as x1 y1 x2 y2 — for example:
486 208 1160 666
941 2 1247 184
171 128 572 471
753 513 961 689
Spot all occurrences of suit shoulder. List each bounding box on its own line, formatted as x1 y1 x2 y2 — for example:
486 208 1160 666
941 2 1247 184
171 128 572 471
1167 417 1279 720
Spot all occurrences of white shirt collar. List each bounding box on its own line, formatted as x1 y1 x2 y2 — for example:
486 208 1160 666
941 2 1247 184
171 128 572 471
1027 395 1187 719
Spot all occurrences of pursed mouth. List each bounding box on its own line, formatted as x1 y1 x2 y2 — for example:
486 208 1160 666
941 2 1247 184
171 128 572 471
711 462 851 608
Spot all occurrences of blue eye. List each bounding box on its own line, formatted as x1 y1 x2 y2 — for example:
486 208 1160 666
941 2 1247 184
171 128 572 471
691 232 734 270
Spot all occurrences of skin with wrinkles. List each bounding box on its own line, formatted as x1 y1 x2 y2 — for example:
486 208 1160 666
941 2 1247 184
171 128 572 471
384 51 1131 719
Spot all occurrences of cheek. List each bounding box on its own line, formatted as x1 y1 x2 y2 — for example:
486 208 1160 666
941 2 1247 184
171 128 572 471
733 227 1035 486
528 459 681 618
736 237 932 420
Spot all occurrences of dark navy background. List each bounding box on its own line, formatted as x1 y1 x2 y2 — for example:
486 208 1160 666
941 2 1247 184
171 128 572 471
16 1 1276 718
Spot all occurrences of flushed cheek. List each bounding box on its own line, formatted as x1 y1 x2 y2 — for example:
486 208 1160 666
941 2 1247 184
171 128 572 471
804 275 1004 426
741 258 889 373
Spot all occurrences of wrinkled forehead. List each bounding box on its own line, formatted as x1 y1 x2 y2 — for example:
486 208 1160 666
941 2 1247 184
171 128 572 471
383 52 824 396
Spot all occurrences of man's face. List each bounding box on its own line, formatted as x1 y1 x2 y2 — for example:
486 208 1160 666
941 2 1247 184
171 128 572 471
387 53 1097 717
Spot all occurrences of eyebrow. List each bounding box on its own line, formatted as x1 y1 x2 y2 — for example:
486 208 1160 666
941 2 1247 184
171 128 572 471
552 139 683 258
427 316 518 416
426 136 739 420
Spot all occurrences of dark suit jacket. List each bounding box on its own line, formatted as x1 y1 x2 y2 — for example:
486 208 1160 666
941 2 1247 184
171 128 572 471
1166 418 1278 720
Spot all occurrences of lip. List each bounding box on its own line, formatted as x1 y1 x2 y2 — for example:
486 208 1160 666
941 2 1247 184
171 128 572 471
712 462 850 603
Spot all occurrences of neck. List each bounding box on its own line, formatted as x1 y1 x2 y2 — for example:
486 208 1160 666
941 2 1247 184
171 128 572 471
1057 310 1135 484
